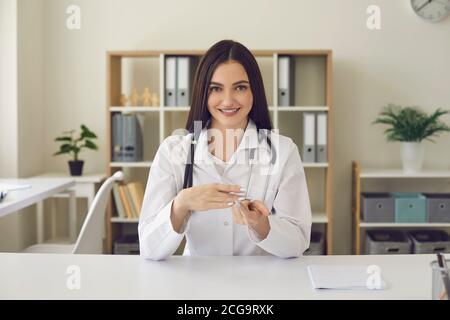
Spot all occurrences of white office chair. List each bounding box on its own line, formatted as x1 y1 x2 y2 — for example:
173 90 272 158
22 171 124 254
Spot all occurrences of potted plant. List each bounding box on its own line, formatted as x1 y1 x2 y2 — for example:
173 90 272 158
373 104 450 173
53 124 98 176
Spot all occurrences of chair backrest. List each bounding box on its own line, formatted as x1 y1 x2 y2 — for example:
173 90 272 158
72 171 124 254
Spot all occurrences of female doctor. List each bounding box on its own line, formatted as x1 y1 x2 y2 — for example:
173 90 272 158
138 40 312 260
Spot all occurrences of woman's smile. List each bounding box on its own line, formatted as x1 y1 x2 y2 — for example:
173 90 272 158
218 107 241 116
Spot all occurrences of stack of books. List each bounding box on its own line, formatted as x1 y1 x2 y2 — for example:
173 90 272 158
112 181 145 219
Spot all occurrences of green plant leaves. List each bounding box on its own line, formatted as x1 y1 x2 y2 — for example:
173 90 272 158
81 124 97 139
54 136 72 142
53 143 73 156
53 124 98 160
84 139 98 150
373 104 450 142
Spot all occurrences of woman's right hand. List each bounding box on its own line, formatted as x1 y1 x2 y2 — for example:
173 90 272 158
170 183 245 233
174 183 245 213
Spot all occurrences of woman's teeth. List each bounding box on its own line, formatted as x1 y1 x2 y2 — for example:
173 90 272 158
219 108 240 114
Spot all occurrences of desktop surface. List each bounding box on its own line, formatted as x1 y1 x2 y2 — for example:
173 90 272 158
0 253 438 300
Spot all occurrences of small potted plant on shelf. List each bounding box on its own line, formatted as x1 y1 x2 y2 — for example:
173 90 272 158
373 104 450 173
53 124 98 176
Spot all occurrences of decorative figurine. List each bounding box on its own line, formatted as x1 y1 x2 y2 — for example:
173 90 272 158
129 87 140 106
151 92 159 107
141 87 152 106
120 94 128 107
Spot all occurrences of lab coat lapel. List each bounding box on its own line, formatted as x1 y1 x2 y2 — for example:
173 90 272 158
224 119 271 173
193 128 223 181
191 119 272 182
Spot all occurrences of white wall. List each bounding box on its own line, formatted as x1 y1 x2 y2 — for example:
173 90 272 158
0 0 18 177
0 0 44 251
17 0 45 177
3 0 450 253
0 0 21 252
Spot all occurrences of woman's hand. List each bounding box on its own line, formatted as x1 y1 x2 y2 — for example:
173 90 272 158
232 200 271 239
173 183 244 216
171 184 244 233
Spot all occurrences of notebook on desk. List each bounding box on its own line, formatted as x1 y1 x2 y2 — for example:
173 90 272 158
307 265 387 290
0 183 32 203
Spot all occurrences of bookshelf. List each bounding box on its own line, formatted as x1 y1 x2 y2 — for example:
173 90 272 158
352 160 450 255
106 49 334 254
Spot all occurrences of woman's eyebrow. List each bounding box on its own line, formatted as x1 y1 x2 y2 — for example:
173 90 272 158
209 80 250 86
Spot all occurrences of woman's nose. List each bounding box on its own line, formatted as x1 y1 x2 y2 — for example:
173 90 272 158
221 90 237 107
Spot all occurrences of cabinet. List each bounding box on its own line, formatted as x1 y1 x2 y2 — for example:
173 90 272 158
352 160 450 254
106 50 334 254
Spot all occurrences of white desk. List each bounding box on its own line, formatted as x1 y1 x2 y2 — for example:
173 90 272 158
0 253 442 299
32 173 106 243
0 178 76 242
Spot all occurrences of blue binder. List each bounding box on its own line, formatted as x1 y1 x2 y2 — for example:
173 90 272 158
122 114 143 162
112 113 123 161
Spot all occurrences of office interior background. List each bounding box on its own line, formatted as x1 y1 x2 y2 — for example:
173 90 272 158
1 0 449 255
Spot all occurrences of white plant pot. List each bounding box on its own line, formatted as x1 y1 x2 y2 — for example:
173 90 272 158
401 142 425 173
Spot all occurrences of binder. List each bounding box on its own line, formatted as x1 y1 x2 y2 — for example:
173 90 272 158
303 112 316 162
122 114 143 162
278 56 295 106
316 112 327 163
176 57 194 106
112 113 123 161
165 56 177 106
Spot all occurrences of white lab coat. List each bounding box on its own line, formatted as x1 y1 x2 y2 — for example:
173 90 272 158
138 119 312 260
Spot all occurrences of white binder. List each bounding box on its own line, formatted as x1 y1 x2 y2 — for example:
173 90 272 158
176 57 191 106
303 112 316 162
316 112 327 163
165 57 177 106
278 56 295 106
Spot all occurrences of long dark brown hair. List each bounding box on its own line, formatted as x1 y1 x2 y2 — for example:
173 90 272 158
185 40 272 133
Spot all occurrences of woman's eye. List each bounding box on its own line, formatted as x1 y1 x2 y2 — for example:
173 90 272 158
236 85 248 91
209 86 221 92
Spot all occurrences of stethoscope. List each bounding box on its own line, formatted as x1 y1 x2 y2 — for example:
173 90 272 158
183 126 277 205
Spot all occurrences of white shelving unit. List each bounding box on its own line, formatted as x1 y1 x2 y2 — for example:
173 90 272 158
110 161 153 168
352 161 450 254
360 170 450 179
106 50 333 254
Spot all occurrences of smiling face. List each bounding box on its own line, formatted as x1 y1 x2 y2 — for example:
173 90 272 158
207 61 253 131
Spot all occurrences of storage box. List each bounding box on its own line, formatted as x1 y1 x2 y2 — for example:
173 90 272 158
423 193 450 223
304 231 325 255
114 234 140 255
392 192 426 223
408 230 450 254
360 193 394 222
365 230 412 254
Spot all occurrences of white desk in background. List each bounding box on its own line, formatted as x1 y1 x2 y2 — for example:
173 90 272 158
32 173 106 243
0 178 76 242
0 253 442 300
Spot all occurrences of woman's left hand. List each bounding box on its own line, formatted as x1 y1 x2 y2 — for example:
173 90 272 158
232 200 271 239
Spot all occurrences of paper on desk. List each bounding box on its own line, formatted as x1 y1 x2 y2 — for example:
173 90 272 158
0 183 32 192
307 265 387 290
